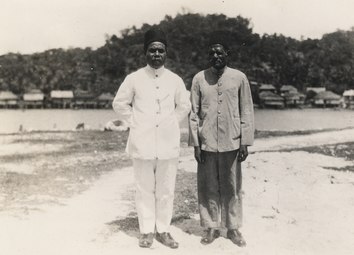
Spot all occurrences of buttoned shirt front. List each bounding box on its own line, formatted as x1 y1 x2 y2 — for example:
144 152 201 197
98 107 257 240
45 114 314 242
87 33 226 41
113 65 191 159
189 66 254 152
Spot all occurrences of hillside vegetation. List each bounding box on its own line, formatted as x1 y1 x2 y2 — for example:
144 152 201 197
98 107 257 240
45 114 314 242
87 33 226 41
1 13 354 95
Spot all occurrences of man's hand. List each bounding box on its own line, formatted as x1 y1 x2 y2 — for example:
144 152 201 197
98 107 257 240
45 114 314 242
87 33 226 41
238 145 249 162
194 146 204 163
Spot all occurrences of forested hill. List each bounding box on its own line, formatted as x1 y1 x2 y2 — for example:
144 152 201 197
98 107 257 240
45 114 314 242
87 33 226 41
1 13 354 95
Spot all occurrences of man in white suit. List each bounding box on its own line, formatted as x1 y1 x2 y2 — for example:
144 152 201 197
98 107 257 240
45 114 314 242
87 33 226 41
112 28 190 249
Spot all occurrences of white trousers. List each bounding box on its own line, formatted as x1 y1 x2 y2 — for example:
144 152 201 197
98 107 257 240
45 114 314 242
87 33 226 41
133 158 178 234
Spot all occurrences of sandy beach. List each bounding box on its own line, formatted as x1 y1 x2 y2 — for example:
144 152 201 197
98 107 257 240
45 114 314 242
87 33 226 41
1 129 354 255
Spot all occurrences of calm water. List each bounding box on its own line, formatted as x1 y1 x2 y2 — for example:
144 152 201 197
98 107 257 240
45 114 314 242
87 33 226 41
0 109 118 133
0 108 354 134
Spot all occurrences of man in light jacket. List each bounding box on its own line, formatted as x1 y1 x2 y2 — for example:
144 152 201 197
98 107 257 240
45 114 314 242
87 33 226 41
112 28 190 249
189 31 254 247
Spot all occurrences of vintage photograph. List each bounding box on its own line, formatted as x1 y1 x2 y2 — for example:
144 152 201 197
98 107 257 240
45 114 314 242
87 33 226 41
1 0 354 254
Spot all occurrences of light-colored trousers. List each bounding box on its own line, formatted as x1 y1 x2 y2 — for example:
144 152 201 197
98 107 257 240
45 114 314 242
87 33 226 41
133 158 178 234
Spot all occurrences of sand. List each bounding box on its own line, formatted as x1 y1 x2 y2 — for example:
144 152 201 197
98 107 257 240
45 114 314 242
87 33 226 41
1 129 354 255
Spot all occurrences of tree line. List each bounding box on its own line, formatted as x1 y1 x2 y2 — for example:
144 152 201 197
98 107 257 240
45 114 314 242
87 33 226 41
1 13 354 96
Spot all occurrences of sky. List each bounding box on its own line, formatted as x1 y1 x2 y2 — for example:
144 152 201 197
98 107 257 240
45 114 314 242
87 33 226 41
1 0 354 55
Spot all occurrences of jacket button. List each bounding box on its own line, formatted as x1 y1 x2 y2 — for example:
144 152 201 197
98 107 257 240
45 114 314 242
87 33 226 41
218 92 222 95
218 111 221 114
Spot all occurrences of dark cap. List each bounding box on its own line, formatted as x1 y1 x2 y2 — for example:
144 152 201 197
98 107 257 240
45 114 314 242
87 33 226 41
208 30 230 50
144 28 167 52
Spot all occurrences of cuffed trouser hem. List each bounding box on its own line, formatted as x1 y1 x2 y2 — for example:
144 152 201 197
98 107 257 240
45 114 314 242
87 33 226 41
200 222 242 229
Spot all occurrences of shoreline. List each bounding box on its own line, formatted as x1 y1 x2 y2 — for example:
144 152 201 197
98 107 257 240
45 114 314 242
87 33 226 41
1 125 354 138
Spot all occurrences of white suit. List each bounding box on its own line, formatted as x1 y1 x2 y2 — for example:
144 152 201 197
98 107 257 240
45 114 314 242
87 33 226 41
113 65 190 233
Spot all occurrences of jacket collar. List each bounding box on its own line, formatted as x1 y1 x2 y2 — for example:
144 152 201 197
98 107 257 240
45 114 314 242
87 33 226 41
210 66 228 78
145 65 165 78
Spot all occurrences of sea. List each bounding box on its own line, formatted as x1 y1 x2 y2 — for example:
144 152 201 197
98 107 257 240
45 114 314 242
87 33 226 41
0 108 354 134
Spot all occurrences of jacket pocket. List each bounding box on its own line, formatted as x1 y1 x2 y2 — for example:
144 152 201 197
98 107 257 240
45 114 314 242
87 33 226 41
232 116 241 139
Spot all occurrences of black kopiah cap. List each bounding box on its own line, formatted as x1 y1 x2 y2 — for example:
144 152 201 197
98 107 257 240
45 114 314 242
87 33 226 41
208 30 230 50
144 28 167 52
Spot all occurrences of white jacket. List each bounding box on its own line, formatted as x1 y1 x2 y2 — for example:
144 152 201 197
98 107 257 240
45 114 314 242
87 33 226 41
113 65 191 159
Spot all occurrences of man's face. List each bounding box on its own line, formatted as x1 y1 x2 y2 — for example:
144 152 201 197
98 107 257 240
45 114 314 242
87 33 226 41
208 44 228 70
146 42 166 69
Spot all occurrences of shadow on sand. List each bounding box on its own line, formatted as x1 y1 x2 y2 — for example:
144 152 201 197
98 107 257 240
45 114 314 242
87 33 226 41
106 214 205 239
